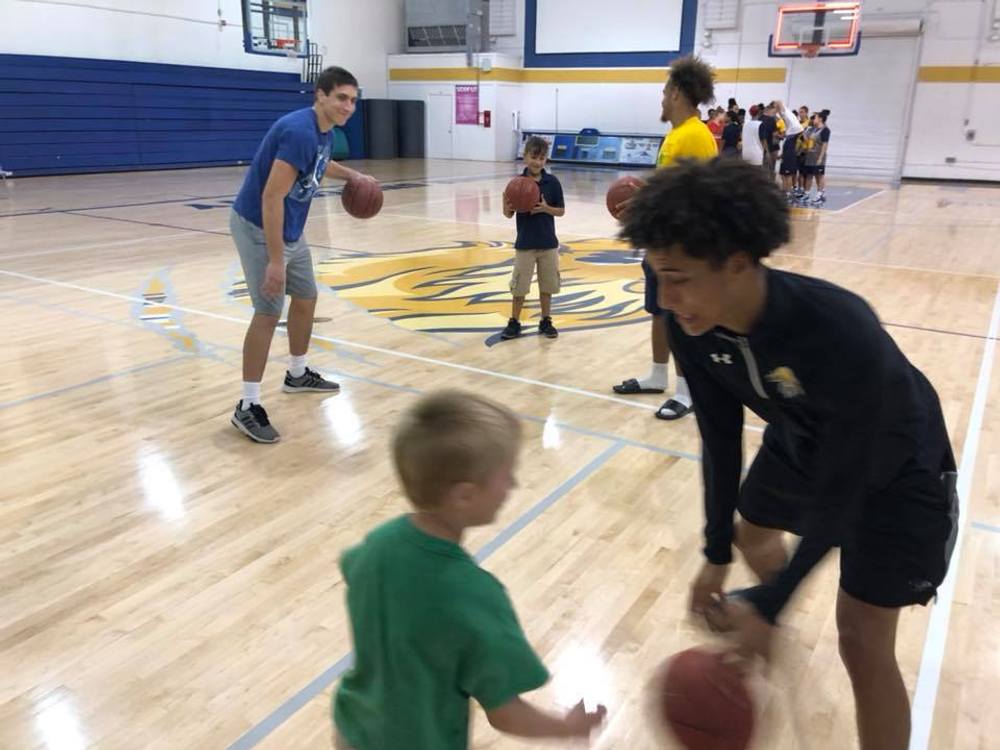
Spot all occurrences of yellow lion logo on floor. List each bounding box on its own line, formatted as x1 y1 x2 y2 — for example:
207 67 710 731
232 238 650 337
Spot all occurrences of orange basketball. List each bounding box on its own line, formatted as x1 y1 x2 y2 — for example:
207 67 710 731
342 176 383 219
505 176 541 213
606 175 645 220
658 647 754 750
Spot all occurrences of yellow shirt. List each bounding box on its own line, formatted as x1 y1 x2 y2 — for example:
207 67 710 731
656 115 719 168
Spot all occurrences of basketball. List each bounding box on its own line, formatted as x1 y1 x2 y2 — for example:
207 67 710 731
342 176 383 219
505 176 541 213
605 175 645 220
657 647 754 750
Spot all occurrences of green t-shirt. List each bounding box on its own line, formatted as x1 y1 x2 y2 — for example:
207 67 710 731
333 515 550 750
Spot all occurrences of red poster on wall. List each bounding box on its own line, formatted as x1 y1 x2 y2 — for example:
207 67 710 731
455 85 479 125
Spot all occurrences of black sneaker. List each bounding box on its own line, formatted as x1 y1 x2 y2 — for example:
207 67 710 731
231 401 281 444
538 316 558 339
500 318 522 340
283 367 340 393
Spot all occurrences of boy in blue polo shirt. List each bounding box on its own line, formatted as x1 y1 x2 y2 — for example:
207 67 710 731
500 137 565 340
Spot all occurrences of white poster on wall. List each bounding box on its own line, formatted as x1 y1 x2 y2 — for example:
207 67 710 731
535 0 684 54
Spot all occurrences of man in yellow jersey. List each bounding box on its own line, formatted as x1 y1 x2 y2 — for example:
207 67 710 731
612 55 718 420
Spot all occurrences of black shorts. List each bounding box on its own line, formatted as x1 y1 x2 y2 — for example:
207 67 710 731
738 429 958 608
779 141 799 176
801 164 825 176
642 257 661 315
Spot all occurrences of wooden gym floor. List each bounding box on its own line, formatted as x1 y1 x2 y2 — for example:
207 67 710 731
1 160 998 749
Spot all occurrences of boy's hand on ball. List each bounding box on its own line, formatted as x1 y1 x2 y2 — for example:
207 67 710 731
563 700 607 737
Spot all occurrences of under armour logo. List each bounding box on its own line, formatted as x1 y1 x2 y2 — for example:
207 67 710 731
710 353 733 364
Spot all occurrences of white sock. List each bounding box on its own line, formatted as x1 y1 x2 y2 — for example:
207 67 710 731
638 362 668 391
289 354 307 378
672 376 692 407
241 381 262 411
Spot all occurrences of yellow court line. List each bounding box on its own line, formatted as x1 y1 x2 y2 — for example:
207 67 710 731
391 65 999 85
390 66 787 84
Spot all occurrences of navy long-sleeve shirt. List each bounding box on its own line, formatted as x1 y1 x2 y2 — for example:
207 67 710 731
668 268 953 621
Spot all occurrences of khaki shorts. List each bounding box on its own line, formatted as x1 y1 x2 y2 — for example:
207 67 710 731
510 248 560 297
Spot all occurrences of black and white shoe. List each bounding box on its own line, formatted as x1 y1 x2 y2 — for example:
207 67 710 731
231 401 281 444
282 367 340 393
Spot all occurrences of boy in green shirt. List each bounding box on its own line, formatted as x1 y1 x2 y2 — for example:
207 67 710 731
332 391 607 749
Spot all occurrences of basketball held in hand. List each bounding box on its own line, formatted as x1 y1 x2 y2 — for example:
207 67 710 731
606 175 645 220
505 176 541 213
342 176 383 219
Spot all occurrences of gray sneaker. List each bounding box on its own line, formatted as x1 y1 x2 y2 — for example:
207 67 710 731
282 367 340 393
231 401 281 444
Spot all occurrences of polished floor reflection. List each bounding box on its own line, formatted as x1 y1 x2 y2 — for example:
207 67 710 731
1 160 998 749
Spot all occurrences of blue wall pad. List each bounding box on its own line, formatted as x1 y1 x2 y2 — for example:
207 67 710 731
0 54 336 176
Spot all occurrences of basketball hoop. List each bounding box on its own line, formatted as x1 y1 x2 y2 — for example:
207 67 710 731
275 38 300 58
801 42 822 58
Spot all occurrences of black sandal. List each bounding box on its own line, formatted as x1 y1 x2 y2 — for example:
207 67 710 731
612 377 665 395
654 398 693 420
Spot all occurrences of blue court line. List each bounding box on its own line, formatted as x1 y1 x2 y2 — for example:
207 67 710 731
0 192 239 219
530 417 700 462
0 288 697 461
62 210 366 258
225 652 355 750
224 441 624 750
971 521 1000 535
0 354 187 410
315 366 702 463
883 321 997 342
475 441 624 563
0 171 514 219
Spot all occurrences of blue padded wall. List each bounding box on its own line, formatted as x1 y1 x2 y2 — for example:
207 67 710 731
0 54 329 176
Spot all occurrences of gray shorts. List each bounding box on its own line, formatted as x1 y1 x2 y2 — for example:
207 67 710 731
230 209 318 317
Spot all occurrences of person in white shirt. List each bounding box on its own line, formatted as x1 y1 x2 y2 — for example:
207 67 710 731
774 101 805 200
740 105 765 168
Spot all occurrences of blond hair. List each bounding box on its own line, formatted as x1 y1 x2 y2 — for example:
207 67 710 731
393 390 521 508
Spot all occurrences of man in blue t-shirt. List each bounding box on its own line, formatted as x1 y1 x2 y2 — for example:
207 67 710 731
230 66 376 444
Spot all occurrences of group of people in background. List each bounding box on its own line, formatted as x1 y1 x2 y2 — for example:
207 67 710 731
705 98 832 206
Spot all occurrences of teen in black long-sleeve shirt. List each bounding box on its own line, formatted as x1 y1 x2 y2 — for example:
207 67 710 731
620 157 958 750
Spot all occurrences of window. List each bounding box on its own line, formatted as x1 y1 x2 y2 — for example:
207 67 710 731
243 0 308 55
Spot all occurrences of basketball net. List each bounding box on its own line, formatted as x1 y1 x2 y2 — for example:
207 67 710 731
801 43 821 58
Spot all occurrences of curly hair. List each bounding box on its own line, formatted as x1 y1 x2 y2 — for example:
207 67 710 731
619 158 789 267
667 55 716 107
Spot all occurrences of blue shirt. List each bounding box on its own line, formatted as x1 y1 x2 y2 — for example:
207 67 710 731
233 107 333 243
514 169 564 250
